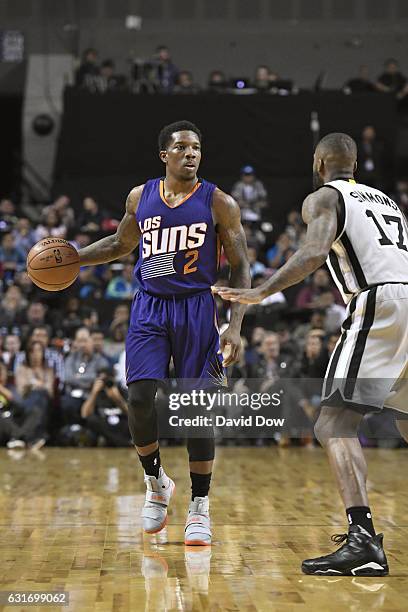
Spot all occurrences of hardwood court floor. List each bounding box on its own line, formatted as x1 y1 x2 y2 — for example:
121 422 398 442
0 447 407 611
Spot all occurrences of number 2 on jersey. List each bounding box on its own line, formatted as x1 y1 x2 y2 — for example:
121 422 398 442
366 210 408 252
184 249 199 274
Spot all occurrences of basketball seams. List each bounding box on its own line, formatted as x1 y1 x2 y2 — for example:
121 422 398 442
28 255 79 271
27 268 79 290
28 265 79 283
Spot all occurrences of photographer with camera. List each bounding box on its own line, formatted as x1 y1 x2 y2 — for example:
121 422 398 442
81 367 130 447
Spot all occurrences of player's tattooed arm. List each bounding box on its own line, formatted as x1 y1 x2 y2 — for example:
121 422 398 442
212 189 251 365
213 187 338 304
78 185 143 266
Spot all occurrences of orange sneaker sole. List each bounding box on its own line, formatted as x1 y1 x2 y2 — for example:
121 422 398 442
184 539 211 546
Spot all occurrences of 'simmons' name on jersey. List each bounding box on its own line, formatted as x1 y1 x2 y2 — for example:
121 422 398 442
350 190 399 210
139 215 207 259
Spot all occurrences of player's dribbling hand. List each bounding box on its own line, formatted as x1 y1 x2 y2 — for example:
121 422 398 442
212 286 264 305
219 327 241 367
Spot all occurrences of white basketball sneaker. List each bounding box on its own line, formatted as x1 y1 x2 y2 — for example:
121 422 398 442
142 467 175 534
184 496 212 546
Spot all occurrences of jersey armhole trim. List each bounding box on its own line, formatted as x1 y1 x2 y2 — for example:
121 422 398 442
322 184 347 243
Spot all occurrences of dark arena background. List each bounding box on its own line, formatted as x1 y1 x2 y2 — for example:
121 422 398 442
1 1 408 610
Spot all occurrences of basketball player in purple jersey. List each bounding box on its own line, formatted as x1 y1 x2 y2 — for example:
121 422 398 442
78 121 250 545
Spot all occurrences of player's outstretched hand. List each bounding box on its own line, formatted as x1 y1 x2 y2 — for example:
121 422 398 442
212 286 264 305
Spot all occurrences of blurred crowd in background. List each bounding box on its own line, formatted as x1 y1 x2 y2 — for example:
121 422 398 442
0 134 407 451
75 46 408 101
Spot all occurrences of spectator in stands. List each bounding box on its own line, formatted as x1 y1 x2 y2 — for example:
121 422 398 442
289 332 330 446
207 70 228 93
248 332 294 382
154 45 179 93
299 332 328 379
274 321 299 361
12 218 35 254
327 331 341 357
174 70 200 94
254 65 271 92
2 334 22 382
60 297 83 335
14 271 34 299
251 274 287 309
0 361 20 447
266 233 293 269
0 233 26 280
0 199 18 230
247 247 266 277
82 308 99 330
376 58 408 99
81 367 130 447
43 195 75 230
241 224 266 252
105 263 137 300
245 326 266 366
34 210 67 242
295 268 341 309
231 166 267 221
71 232 91 251
75 48 100 91
269 71 294 95
77 197 104 233
91 329 111 362
357 125 385 188
14 341 55 448
104 323 127 362
343 65 375 94
317 292 347 333
0 286 27 327
293 310 327 348
62 328 109 425
15 326 65 385
111 304 130 327
98 59 127 92
77 267 103 299
284 210 304 247
22 302 48 333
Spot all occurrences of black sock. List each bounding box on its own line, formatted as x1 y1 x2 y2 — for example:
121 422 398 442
138 448 161 478
346 506 375 537
190 472 211 501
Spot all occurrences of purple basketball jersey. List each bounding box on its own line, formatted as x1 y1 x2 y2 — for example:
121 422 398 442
134 178 218 297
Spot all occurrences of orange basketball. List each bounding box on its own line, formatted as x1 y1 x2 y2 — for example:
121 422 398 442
27 237 80 291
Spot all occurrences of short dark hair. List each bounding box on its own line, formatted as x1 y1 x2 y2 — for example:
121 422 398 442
158 121 202 151
316 132 357 164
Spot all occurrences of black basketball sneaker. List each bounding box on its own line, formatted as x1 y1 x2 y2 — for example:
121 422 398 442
302 525 389 576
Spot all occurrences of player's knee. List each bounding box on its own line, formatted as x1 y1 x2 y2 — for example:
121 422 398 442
187 437 215 462
314 415 332 446
127 380 157 416
314 408 343 445
315 406 361 444
127 380 158 447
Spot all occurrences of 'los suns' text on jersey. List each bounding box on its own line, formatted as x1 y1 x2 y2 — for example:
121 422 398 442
139 215 208 259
